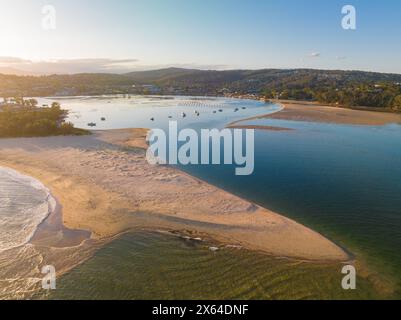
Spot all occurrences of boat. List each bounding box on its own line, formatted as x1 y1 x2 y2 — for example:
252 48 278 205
101 117 106 121
181 112 186 118
87 122 97 127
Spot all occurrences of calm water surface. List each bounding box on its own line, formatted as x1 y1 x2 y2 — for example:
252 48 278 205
47 232 376 300
31 96 401 299
180 118 401 297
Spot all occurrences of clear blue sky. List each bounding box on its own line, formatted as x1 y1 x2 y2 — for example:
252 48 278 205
0 0 400 74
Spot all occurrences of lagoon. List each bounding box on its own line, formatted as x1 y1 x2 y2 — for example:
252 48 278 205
31 95 401 298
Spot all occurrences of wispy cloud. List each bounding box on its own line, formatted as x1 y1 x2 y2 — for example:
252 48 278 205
0 57 232 75
0 57 140 75
308 52 321 58
0 57 32 64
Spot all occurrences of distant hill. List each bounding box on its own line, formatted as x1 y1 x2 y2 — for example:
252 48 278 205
0 67 38 76
123 67 401 88
124 67 204 82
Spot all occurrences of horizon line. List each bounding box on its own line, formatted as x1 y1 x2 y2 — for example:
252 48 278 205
2 66 401 77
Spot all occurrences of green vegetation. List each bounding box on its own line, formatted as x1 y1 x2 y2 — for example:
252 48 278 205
263 83 401 111
0 99 89 138
1 68 401 112
393 95 401 112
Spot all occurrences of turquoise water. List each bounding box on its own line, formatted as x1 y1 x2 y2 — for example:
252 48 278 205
31 96 401 299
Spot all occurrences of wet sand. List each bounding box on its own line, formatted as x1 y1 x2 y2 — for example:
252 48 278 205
30 196 91 248
0 130 349 262
227 124 294 131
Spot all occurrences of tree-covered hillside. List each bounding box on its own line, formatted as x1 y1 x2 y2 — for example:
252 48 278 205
1 68 401 111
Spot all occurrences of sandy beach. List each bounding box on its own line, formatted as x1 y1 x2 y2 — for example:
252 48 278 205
228 100 401 131
263 100 401 125
0 129 349 263
227 124 294 131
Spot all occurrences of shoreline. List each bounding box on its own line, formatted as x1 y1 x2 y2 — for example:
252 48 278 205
227 100 401 129
30 192 92 249
0 166 56 252
0 130 349 263
0 165 91 250
29 93 401 116
260 100 401 125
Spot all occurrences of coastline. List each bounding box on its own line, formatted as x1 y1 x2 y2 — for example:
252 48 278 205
0 130 349 263
0 166 56 252
260 100 401 125
228 100 401 130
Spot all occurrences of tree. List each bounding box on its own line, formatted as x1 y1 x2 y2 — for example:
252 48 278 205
27 99 38 108
263 88 274 99
280 89 290 100
393 95 401 112
51 102 61 109
13 96 24 105
0 101 88 138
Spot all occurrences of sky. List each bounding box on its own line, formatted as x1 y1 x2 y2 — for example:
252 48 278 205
0 0 400 74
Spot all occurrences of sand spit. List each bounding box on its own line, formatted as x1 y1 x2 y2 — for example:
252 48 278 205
0 130 349 262
260 100 401 125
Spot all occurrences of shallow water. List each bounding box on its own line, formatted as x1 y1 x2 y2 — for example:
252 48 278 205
46 231 377 300
37 95 279 132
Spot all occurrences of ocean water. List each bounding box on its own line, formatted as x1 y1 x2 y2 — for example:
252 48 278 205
0 167 59 299
0 167 55 252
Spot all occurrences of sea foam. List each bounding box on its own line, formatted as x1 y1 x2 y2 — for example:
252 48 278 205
0 167 55 252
